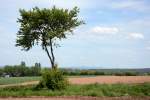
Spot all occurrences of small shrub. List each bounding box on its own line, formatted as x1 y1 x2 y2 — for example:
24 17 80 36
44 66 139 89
124 72 138 76
94 71 105 75
40 68 69 90
34 80 45 90
147 72 150 76
114 72 124 76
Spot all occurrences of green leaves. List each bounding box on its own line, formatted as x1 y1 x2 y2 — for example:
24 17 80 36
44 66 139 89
16 6 84 68
16 6 84 50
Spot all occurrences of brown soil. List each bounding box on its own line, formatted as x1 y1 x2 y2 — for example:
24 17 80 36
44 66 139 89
0 96 150 100
69 76 150 84
0 76 150 88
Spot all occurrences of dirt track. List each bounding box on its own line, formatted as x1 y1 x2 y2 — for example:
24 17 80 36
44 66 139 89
0 76 150 88
0 96 150 100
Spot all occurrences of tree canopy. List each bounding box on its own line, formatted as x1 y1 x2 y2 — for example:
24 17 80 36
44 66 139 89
16 6 84 68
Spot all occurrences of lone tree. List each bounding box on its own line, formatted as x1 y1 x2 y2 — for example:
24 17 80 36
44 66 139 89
16 6 84 68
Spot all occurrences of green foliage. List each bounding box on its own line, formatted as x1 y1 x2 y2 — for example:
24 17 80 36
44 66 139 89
114 72 139 76
0 62 41 77
16 6 84 50
34 80 45 90
30 65 41 76
0 68 3 76
1 63 41 77
124 72 138 76
16 6 84 68
148 72 150 75
1 65 149 77
61 70 142 76
1 83 150 97
3 65 14 76
40 69 69 90
21 61 26 67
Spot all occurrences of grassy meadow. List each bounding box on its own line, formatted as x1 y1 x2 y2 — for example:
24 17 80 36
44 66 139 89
0 83 150 97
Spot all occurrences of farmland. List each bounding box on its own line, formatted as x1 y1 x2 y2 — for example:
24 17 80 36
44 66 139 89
0 76 150 100
1 76 150 86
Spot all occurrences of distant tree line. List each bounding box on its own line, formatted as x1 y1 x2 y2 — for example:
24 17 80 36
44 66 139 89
1 63 150 77
0 61 41 77
61 69 150 76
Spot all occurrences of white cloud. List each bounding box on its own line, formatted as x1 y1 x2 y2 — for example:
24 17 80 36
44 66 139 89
90 26 119 35
127 33 144 40
76 26 145 41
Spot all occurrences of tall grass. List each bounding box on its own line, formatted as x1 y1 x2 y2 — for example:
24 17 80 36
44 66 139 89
0 83 150 97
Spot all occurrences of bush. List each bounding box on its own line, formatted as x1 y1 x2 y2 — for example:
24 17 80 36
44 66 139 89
94 71 105 75
124 72 138 76
147 72 150 76
34 80 45 90
114 72 124 76
38 68 69 90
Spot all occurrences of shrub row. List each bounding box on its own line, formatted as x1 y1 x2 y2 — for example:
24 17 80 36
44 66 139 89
61 70 150 76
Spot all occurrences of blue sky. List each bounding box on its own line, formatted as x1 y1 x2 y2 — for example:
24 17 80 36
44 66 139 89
0 0 150 68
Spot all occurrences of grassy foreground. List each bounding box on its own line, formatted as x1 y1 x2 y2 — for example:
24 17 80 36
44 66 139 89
0 83 150 97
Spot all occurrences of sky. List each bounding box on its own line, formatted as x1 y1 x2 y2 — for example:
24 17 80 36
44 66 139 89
0 0 150 68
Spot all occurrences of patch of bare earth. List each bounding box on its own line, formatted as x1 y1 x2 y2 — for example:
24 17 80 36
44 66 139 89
0 76 150 88
0 96 150 100
69 76 150 84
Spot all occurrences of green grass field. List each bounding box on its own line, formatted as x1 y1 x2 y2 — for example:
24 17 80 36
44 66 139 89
0 83 150 97
0 77 41 85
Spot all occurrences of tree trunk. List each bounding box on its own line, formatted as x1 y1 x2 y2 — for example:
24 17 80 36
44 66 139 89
44 39 56 69
50 39 55 68
43 37 56 69
44 45 54 68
